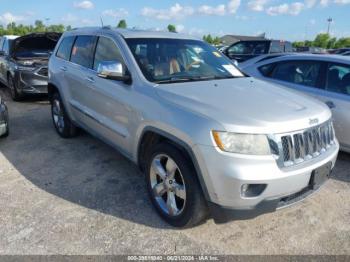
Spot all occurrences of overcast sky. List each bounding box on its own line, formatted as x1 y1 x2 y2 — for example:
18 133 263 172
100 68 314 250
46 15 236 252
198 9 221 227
0 0 349 41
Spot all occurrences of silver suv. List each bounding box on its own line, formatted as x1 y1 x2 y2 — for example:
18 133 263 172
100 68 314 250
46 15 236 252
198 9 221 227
48 28 339 227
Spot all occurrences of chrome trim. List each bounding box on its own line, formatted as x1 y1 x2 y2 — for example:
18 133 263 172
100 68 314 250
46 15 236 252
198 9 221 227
269 121 336 168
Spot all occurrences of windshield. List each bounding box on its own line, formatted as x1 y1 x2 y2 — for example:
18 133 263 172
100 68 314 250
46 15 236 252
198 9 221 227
125 38 245 84
228 41 269 55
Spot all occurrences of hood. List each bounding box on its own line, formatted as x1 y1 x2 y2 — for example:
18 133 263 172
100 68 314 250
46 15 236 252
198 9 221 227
155 77 331 134
11 32 61 58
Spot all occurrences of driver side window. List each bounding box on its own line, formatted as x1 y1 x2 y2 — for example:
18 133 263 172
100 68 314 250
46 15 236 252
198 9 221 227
93 37 124 71
270 60 322 88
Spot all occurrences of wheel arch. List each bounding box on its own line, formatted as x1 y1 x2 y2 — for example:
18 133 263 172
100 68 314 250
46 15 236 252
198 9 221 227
137 127 211 201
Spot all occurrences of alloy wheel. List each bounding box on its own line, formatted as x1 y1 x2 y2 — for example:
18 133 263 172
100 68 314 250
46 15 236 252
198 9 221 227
52 99 65 133
150 154 187 216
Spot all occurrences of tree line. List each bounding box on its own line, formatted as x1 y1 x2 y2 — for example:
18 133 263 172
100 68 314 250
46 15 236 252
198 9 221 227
293 33 350 49
1 20 349 49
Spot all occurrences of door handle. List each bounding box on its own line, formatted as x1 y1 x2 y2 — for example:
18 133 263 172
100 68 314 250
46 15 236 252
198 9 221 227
85 76 95 83
60 66 67 72
325 101 336 109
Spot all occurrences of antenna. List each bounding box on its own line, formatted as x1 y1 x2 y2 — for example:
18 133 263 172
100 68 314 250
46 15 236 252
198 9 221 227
100 17 104 27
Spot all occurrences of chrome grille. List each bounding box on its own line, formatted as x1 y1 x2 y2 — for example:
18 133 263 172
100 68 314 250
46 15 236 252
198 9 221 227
270 121 336 168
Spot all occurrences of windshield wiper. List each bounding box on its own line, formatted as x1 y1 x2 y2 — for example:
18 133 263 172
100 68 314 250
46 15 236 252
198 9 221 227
154 75 241 84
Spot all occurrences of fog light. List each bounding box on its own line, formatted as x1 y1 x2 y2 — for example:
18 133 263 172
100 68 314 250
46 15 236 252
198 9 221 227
241 184 267 198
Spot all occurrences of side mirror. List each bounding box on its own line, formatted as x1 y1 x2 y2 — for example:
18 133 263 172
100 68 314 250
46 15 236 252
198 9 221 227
97 60 131 83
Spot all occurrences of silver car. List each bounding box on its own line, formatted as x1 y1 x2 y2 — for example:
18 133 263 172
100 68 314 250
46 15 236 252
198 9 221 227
48 28 339 227
240 54 350 153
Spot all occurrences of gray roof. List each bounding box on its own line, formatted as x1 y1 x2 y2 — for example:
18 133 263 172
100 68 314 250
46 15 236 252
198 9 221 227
220 35 265 41
66 27 199 40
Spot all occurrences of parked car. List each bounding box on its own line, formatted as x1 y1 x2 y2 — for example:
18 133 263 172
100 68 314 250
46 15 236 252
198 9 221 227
49 28 339 227
0 95 9 137
0 32 61 101
224 40 293 63
296 46 327 54
330 48 350 55
240 54 350 153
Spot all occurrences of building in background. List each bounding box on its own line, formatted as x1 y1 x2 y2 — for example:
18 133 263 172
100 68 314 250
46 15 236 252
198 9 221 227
220 33 266 46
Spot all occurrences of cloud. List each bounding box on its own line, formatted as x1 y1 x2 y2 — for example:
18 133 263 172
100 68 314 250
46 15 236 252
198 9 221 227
73 1 94 10
61 13 78 23
102 9 129 18
227 0 241 14
247 0 270 11
334 0 350 4
198 4 226 16
176 24 185 33
266 2 305 16
141 3 194 20
0 12 25 24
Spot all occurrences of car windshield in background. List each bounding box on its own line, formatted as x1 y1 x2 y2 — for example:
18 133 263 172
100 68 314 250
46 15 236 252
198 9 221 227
125 38 245 84
229 41 269 55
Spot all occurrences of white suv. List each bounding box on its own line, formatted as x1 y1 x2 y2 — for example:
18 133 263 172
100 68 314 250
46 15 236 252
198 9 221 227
48 28 339 227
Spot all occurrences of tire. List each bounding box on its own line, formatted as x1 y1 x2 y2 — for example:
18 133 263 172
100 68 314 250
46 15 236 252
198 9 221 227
0 122 9 138
146 143 208 228
51 92 78 138
8 76 23 101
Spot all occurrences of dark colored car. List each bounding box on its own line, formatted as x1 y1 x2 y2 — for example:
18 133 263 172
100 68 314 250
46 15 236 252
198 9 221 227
0 95 9 137
330 48 350 55
224 40 293 63
0 32 61 101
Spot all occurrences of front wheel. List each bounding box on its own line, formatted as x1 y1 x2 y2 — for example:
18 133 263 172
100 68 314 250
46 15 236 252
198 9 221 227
51 92 78 138
8 76 23 101
146 143 208 228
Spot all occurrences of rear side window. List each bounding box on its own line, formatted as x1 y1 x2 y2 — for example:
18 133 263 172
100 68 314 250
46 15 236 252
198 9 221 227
70 36 96 68
56 36 75 61
93 37 124 71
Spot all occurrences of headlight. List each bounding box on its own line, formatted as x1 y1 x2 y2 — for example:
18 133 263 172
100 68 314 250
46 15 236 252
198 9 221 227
212 131 271 155
18 60 35 66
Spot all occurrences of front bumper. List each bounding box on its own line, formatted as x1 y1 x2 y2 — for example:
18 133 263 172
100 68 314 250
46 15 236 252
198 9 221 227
15 67 48 94
193 141 339 222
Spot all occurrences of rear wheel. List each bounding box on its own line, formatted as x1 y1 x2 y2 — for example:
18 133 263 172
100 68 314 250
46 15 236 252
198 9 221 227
51 92 78 138
8 76 23 101
146 143 208 228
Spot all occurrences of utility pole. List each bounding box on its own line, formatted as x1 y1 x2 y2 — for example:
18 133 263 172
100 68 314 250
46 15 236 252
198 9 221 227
327 17 333 35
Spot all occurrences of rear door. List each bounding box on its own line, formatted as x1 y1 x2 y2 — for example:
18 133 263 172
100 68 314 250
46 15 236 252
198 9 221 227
52 35 76 114
64 35 97 126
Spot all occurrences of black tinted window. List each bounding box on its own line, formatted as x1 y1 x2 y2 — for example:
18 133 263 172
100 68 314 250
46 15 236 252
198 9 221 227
93 37 123 71
326 63 350 95
271 60 321 88
56 36 75 60
70 36 96 68
227 41 269 55
259 63 276 76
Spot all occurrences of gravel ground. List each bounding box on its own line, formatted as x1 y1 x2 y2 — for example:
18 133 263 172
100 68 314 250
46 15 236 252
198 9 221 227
0 87 349 255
